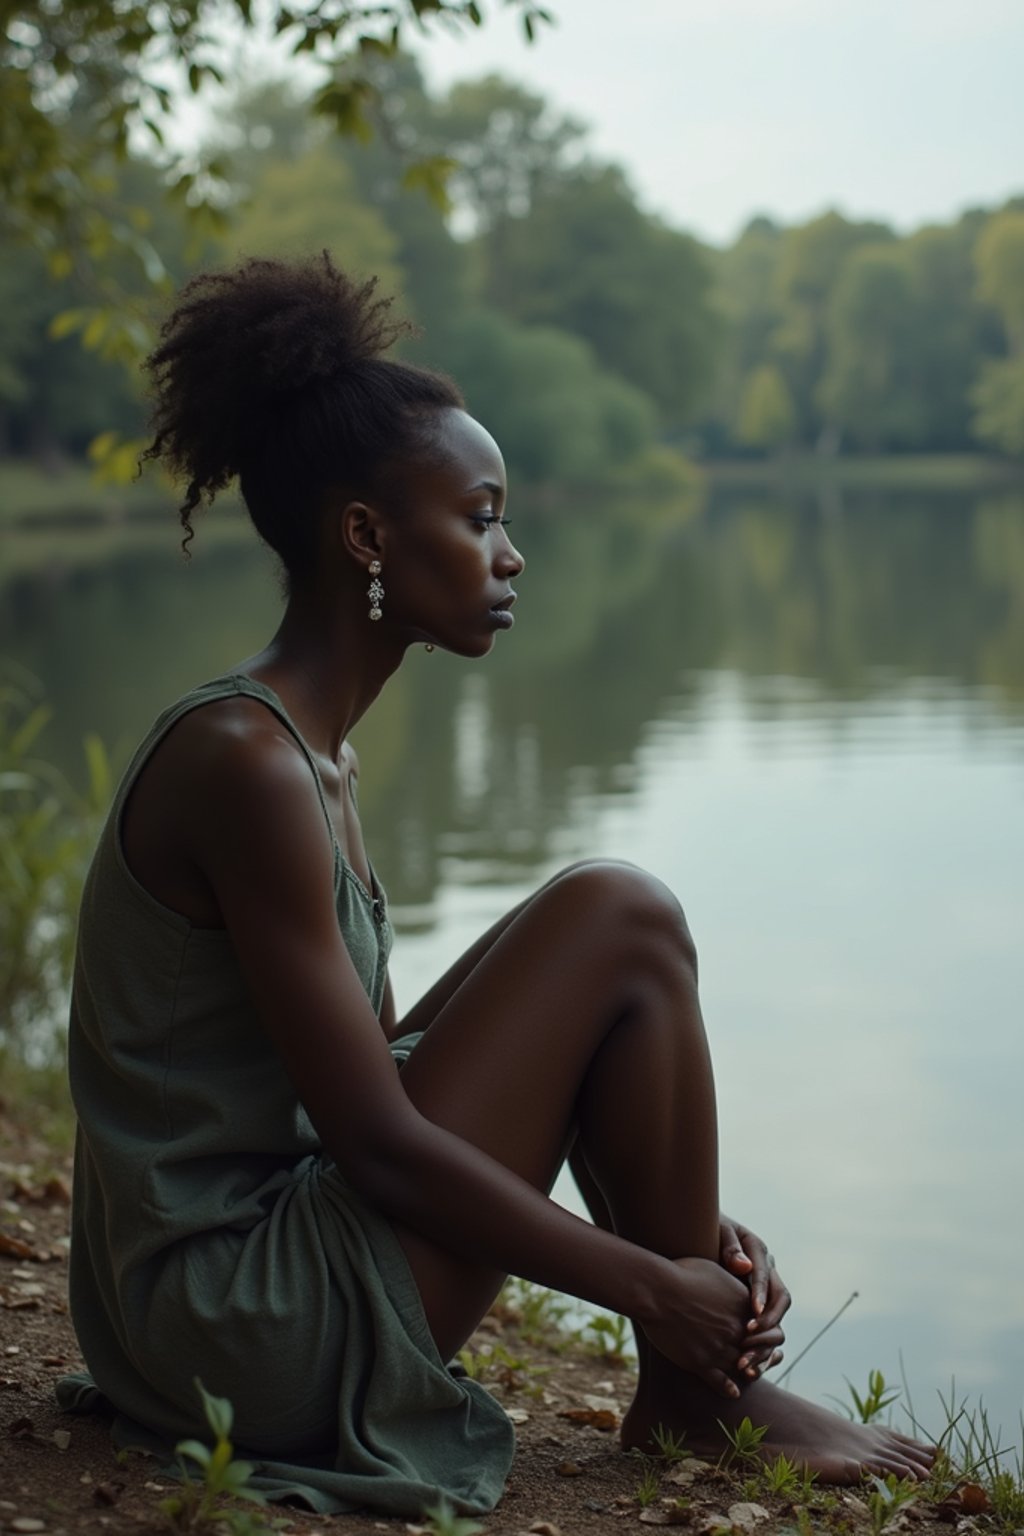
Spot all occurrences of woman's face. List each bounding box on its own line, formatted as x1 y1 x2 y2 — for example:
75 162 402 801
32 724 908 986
381 408 525 658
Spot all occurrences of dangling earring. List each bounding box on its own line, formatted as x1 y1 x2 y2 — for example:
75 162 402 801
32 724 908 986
367 560 384 622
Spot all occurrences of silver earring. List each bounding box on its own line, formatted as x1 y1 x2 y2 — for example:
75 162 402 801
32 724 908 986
367 560 384 622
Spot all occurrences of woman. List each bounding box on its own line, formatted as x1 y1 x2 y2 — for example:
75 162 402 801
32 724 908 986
61 254 933 1515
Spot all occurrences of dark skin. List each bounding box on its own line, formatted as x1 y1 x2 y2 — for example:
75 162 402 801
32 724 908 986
122 408 935 1481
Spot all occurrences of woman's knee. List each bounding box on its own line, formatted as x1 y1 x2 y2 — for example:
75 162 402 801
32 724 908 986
542 860 697 975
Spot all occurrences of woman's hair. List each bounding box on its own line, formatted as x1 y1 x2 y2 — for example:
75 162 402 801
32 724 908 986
142 252 463 577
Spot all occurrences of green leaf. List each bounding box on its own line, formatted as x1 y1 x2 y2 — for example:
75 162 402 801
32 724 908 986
175 1438 212 1469
48 309 88 341
195 1377 234 1441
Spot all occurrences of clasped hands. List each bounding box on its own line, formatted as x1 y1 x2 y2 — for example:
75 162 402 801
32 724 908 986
718 1212 791 1388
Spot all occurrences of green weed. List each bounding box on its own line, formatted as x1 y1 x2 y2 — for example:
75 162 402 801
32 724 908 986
990 1467 1024 1529
933 1386 1006 1485
582 1310 631 1363
633 1456 662 1507
718 1415 770 1467
160 1379 276 1536
0 671 111 1061
865 1473 917 1536
455 1341 549 1393
828 1370 900 1425
497 1276 573 1343
419 1493 486 1536
651 1423 689 1464
928 1390 1024 1528
759 1451 817 1500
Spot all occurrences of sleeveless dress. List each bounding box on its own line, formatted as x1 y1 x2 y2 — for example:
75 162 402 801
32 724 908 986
56 674 514 1516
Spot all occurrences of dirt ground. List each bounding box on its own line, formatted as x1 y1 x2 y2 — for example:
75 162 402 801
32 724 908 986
0 1111 995 1536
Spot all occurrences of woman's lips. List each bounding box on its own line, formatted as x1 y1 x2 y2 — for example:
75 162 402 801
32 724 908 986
490 591 517 627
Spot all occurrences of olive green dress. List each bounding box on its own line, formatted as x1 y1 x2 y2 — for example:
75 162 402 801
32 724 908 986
57 674 514 1515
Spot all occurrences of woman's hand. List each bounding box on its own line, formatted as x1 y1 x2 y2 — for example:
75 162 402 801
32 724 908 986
640 1256 783 1398
719 1215 791 1379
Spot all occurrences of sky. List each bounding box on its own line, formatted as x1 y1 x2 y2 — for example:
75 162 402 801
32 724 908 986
406 0 1024 244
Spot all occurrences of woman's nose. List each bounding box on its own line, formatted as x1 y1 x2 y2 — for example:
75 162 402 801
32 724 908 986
496 529 525 578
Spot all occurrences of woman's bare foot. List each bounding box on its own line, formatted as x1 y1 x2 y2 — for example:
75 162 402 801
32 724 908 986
621 1375 935 1484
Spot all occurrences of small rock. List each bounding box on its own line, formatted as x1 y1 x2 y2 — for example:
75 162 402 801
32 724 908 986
555 1460 583 1477
528 1523 561 1535
4 1346 20 1356
666 1457 708 1486
52 1430 71 1451
507 1408 530 1425
728 1503 771 1529
0 1503 17 1514
693 1513 734 1535
11 1520 47 1533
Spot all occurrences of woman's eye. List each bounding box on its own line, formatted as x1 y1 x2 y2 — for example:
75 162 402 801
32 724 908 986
470 515 511 531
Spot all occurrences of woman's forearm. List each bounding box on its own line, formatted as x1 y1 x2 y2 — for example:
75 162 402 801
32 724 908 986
348 1108 675 1326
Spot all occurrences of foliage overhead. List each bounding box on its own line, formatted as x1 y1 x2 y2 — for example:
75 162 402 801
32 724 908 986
0 1 552 284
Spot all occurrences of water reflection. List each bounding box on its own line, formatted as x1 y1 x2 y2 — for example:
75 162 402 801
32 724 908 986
2 487 1023 914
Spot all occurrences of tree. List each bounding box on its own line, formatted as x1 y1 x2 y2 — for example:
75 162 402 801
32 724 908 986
428 73 585 233
220 145 401 289
974 209 1024 355
818 244 926 451
1 2 551 295
969 208 1024 458
972 358 1024 457
735 364 795 453
478 164 720 430
441 309 658 485
772 210 893 446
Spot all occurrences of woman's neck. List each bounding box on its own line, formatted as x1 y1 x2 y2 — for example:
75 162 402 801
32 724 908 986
239 589 405 762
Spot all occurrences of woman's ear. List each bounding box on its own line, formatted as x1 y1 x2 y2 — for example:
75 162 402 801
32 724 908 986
336 498 387 568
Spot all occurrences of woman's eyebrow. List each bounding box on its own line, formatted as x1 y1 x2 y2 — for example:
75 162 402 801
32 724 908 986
467 479 503 495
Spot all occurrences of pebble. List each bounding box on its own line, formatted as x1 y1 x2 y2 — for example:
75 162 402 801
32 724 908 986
52 1430 71 1451
10 1520 47 1533
555 1460 583 1477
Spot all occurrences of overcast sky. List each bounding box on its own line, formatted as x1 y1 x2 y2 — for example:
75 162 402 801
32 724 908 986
410 0 1024 244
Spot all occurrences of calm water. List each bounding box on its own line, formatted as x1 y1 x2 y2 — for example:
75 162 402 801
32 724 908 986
3 480 1023 1446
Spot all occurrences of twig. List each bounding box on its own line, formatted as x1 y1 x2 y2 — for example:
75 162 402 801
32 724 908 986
776 1290 859 1385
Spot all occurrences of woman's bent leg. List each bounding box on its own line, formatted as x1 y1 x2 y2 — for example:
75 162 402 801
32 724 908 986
394 862 718 1356
394 862 934 1482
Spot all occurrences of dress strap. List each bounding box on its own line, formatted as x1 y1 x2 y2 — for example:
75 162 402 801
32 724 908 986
219 673 344 890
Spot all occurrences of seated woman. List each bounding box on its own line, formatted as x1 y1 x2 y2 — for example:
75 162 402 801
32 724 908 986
61 254 933 1515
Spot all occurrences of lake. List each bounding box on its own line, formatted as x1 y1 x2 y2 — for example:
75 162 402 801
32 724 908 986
2 475 1023 1450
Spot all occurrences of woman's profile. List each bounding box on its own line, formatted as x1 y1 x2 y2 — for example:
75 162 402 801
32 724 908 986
59 252 934 1515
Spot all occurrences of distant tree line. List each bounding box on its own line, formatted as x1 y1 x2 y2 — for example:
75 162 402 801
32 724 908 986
1 53 1022 482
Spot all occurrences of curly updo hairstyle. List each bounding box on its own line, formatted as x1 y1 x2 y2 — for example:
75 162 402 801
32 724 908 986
143 252 463 580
